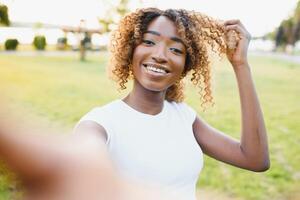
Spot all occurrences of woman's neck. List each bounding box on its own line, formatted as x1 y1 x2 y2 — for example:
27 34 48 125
123 82 166 115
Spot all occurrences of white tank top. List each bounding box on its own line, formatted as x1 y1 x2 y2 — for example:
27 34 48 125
76 100 203 200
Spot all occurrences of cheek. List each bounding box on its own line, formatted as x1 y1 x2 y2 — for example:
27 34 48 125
132 44 148 58
173 56 186 74
132 46 145 67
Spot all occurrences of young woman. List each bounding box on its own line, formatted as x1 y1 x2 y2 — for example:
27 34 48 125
0 8 269 200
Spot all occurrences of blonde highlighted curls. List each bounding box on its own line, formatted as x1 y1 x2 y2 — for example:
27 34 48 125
109 8 235 106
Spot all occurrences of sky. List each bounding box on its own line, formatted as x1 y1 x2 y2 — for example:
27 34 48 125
0 0 299 47
1 0 298 37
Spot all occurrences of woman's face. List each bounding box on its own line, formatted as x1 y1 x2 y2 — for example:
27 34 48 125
131 16 186 92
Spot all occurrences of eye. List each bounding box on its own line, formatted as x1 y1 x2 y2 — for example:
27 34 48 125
170 47 183 55
142 39 155 46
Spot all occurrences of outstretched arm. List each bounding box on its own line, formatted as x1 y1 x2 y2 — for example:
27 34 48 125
0 114 62 182
193 19 270 172
0 109 181 199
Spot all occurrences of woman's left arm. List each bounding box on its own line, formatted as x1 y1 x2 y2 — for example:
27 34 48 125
193 19 270 172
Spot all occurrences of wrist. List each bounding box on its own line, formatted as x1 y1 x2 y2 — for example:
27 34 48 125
232 62 250 71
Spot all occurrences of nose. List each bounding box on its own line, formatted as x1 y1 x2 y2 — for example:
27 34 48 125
151 44 167 63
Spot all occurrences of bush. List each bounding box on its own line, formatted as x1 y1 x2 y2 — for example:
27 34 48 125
0 4 10 26
56 37 68 50
4 39 19 50
33 35 47 50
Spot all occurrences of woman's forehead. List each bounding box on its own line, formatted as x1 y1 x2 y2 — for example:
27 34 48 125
146 16 181 39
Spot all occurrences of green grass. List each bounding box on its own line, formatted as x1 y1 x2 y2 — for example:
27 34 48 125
0 52 299 200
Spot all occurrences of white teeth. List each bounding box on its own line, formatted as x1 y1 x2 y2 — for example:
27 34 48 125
144 64 167 74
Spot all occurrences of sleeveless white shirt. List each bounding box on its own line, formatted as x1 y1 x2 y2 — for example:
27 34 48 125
76 100 203 200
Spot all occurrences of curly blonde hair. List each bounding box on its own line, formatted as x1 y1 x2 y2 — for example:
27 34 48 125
109 8 231 106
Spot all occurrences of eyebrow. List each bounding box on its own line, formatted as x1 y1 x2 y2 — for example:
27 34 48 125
144 30 185 45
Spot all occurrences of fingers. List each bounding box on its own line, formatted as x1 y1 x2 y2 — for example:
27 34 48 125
224 19 243 26
223 19 246 31
226 25 251 40
223 19 251 40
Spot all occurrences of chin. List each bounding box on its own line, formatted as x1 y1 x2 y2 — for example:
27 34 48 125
143 83 168 92
137 79 169 93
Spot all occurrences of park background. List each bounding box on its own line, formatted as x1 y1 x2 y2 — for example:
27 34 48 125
0 0 300 199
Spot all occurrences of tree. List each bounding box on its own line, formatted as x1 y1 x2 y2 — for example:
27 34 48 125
292 1 300 43
273 1 300 49
0 3 10 26
98 0 131 33
79 32 92 61
275 25 285 47
283 18 294 45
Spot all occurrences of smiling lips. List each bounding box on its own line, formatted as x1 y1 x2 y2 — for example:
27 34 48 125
142 62 170 75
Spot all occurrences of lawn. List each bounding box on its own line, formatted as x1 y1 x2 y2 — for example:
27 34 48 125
0 52 299 200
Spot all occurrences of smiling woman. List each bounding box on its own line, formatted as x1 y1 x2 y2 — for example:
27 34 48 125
0 7 269 200
76 7 269 199
109 8 229 105
131 16 186 95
